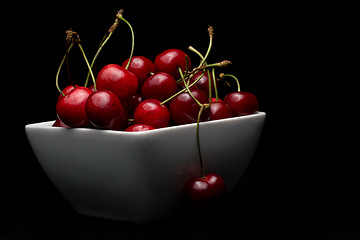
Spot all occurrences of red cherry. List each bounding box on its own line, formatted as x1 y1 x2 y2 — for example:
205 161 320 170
122 56 156 88
223 92 259 116
141 72 178 101
125 124 155 132
85 90 128 131
184 173 226 210
189 71 217 98
52 118 70 128
210 102 233 120
133 99 170 128
169 89 210 125
123 93 143 117
56 87 93 128
96 64 138 102
88 84 96 92
57 85 80 102
154 49 191 79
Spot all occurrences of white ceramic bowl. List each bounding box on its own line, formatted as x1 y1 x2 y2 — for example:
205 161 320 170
25 112 265 223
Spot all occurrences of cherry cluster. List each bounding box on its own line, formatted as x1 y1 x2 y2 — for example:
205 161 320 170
54 10 259 211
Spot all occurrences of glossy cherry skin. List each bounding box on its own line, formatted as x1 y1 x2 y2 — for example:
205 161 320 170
56 87 93 128
141 72 178 101
210 102 233 120
125 124 155 132
57 85 80 102
189 71 217 98
133 99 170 128
223 92 259 116
52 118 70 128
85 90 128 131
154 49 191 79
96 64 138 102
184 173 226 210
169 89 210 125
123 93 143 117
122 56 156 88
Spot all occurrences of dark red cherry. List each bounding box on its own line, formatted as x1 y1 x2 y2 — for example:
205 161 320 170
133 99 170 128
88 84 96 92
141 72 178 101
223 92 259 116
96 64 138 102
56 87 93 128
154 49 191 79
125 124 155 132
210 102 233 120
122 56 156 88
123 93 143 117
85 90 128 130
189 71 217 98
184 173 226 210
52 118 70 128
57 85 80 102
169 89 210 125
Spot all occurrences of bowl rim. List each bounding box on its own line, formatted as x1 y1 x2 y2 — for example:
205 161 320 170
25 111 266 136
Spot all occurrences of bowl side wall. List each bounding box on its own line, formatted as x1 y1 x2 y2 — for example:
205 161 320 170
25 112 265 223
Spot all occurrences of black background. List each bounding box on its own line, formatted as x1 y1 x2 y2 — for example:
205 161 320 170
2 2 358 239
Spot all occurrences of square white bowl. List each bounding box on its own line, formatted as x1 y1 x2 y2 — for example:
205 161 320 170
25 112 265 223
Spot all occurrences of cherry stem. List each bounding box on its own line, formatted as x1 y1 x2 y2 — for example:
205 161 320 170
117 10 134 70
219 73 241 92
160 71 205 105
56 43 74 96
179 67 203 108
196 105 205 178
65 45 75 88
211 68 219 101
78 43 97 91
207 69 212 102
85 10 122 87
199 25 214 67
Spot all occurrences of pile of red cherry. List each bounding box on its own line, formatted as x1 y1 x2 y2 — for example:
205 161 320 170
54 10 259 212
55 50 259 130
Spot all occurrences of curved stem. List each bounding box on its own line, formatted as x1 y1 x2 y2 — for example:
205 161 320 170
199 26 214 66
188 46 205 65
85 11 122 87
117 14 134 70
56 43 74 96
179 67 203 108
196 105 205 178
219 73 240 92
78 43 96 91
84 31 114 87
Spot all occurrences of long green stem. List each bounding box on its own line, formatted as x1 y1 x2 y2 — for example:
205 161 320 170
56 43 74 96
199 26 214 66
84 11 122 87
188 46 206 66
179 67 203 108
117 14 134 70
78 43 96 91
84 31 114 87
207 69 212 102
160 71 205 105
211 68 219 101
196 105 205 178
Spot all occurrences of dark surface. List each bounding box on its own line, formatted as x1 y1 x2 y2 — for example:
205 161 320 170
3 2 358 239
